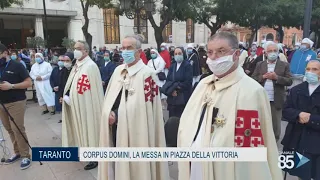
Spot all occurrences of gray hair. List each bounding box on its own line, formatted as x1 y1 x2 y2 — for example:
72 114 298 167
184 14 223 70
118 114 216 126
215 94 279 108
123 34 144 49
209 32 238 49
77 40 90 52
264 41 279 52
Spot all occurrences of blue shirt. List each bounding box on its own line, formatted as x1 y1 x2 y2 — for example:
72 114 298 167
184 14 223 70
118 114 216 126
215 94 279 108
290 49 317 75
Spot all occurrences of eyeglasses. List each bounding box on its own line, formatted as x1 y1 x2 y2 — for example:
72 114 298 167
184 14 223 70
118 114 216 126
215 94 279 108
207 48 236 58
266 49 278 53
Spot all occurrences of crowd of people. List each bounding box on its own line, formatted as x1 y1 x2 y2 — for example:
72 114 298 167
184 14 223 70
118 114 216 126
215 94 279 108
0 31 319 180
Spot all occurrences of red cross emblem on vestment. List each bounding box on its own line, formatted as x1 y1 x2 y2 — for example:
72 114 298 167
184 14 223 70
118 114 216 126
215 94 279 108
77 74 91 95
234 110 265 147
144 76 158 102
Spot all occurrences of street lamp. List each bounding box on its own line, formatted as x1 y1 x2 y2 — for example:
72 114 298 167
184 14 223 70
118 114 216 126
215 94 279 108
119 0 155 35
43 0 49 47
303 0 313 38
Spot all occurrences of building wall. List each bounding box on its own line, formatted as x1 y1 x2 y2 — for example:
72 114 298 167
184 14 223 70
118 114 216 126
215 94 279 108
5 0 210 49
236 27 303 47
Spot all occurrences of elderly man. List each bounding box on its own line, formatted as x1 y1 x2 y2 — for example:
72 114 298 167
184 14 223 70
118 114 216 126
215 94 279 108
252 41 293 142
282 60 320 180
30 53 55 115
98 35 169 180
177 32 282 180
61 41 104 170
290 38 317 88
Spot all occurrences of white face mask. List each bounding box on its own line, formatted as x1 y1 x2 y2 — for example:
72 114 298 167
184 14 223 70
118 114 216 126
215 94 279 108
74 50 83 60
64 62 72 69
206 52 235 76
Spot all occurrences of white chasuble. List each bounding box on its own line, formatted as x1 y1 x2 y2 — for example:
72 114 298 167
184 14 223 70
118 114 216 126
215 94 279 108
178 67 283 180
62 56 104 147
98 60 170 180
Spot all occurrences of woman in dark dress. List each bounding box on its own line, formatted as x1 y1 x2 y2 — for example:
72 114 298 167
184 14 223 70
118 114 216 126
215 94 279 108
161 47 193 118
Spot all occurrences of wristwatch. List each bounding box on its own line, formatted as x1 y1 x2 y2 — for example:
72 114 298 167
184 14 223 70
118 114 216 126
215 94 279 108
11 84 15 89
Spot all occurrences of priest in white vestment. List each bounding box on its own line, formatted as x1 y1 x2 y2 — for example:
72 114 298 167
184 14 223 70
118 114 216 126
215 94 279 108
98 35 169 180
30 53 55 114
61 40 104 170
177 32 283 180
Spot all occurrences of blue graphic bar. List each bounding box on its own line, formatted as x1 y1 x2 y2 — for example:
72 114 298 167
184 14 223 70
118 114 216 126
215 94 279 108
32 147 79 161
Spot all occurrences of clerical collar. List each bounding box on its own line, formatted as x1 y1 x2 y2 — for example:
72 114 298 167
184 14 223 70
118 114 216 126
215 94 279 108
126 59 144 77
213 66 245 91
76 56 89 67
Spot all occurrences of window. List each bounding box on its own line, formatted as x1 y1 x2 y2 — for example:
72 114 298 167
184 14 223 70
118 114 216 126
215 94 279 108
134 16 148 43
186 19 194 43
162 21 172 43
103 8 120 44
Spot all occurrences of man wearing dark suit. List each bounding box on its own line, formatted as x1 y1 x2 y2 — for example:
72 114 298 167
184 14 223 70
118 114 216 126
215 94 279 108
100 52 116 93
252 41 293 142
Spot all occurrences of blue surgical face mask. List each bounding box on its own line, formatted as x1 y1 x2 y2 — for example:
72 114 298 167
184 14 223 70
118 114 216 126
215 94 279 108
250 51 256 56
160 47 165 51
35 57 43 64
267 52 278 61
300 45 308 51
174 55 184 63
151 54 157 59
187 49 193 54
122 50 136 64
305 72 319 85
58 61 64 67
104 56 110 61
11 55 17 60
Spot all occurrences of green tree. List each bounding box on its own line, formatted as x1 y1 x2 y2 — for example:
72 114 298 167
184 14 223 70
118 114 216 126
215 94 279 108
62 37 76 51
0 0 23 9
79 0 113 53
311 0 320 47
190 0 237 36
144 0 195 49
230 0 277 45
263 0 304 43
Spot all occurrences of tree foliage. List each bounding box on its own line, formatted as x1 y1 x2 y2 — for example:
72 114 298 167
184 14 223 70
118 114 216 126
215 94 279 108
26 36 46 48
0 0 23 9
144 0 196 48
79 0 113 53
62 37 76 51
189 0 228 36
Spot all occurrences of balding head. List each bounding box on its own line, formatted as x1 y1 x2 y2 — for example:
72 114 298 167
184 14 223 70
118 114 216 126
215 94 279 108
121 34 145 66
306 60 320 77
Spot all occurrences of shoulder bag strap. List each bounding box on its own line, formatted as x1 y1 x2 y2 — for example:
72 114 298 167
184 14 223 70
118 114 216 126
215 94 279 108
151 59 157 70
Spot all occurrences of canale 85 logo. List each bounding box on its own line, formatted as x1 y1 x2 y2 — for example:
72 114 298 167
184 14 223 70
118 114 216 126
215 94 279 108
278 151 310 169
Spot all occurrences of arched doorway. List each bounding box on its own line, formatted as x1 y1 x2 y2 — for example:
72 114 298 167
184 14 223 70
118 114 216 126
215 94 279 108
266 33 274 41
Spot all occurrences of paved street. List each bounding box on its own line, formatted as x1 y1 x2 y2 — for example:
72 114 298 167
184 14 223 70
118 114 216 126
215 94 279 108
0 100 298 180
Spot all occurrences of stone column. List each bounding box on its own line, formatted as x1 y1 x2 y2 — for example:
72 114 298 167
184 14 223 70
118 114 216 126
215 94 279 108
34 17 44 39
68 18 84 41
